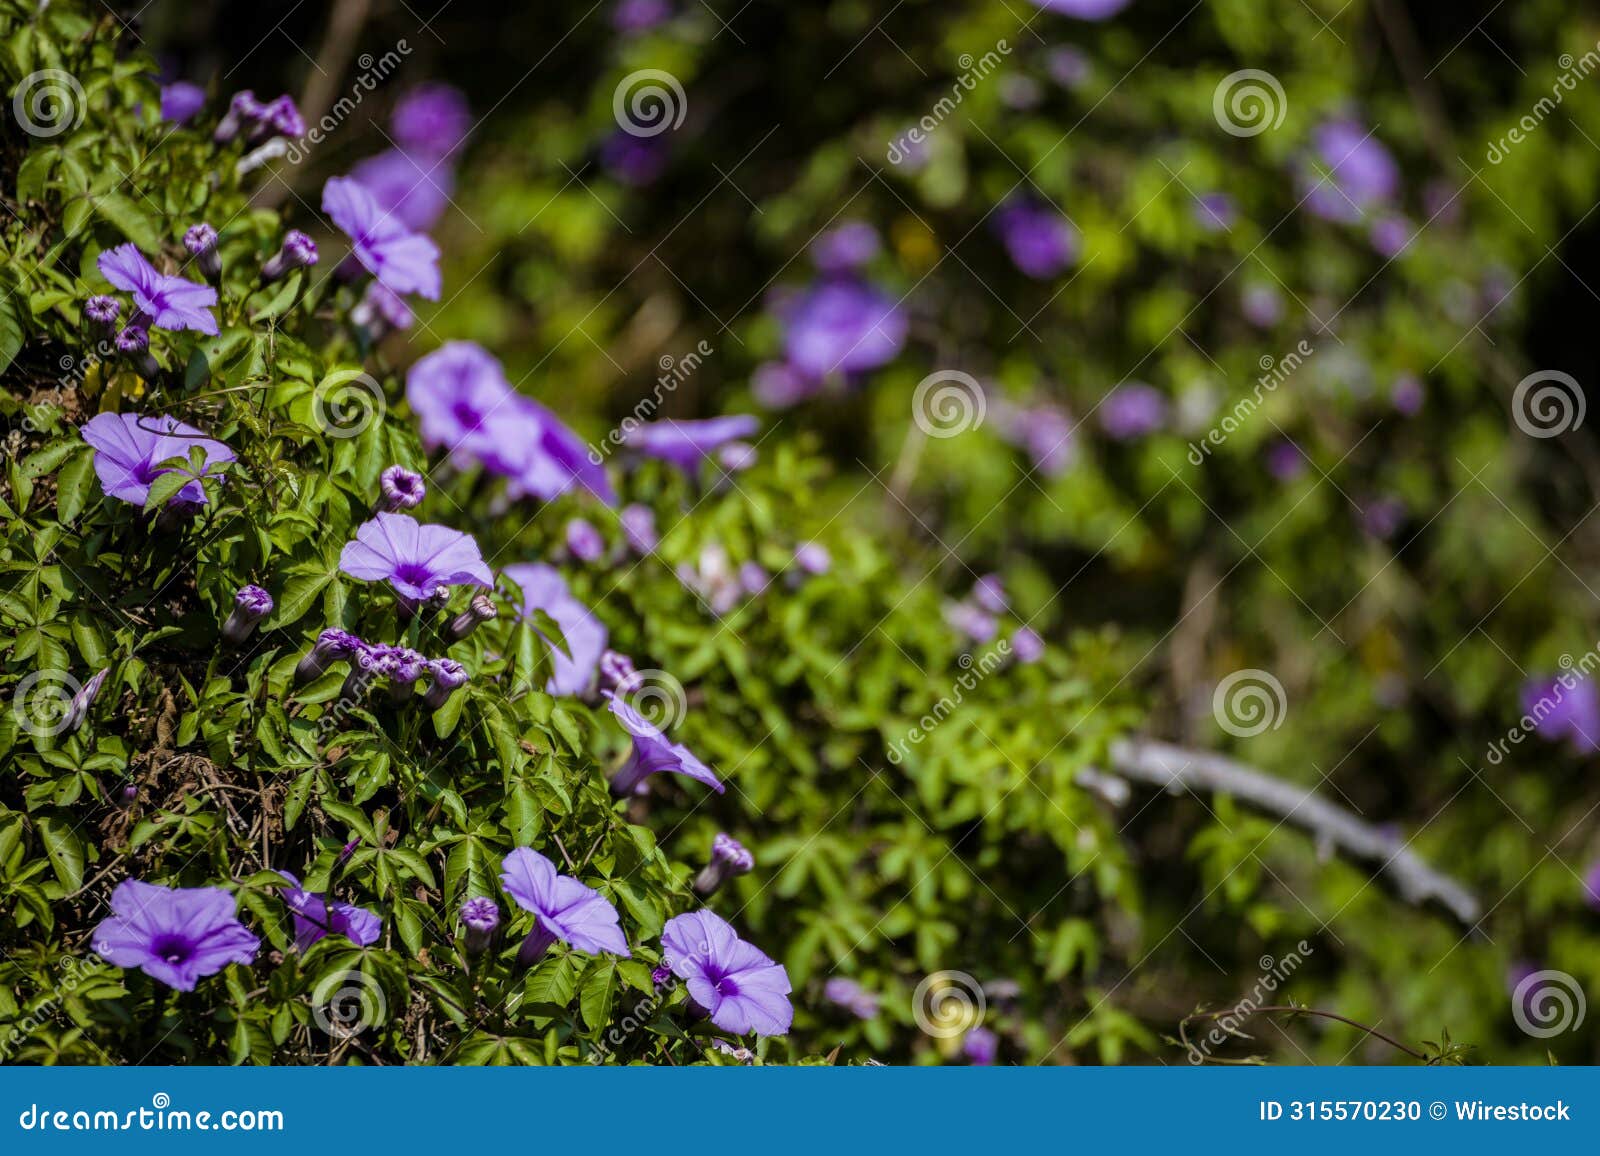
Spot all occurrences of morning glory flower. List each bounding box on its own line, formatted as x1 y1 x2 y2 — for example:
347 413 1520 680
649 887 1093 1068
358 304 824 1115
277 871 381 950
445 593 497 643
963 1026 999 1065
378 464 426 512
98 244 219 335
823 976 880 1020
63 667 109 734
222 584 274 644
661 910 793 1037
499 847 630 965
613 0 672 33
510 396 618 506
294 629 363 684
1521 676 1600 753
92 879 259 991
692 832 754 897
351 148 453 232
405 341 521 467
84 294 121 331
160 81 205 124
622 415 760 476
1027 0 1132 17
620 504 658 554
1010 627 1045 665
781 278 907 380
605 692 724 796
993 198 1079 279
810 221 880 274
599 649 638 695
566 518 605 563
793 542 831 576
422 657 468 710
751 360 815 408
323 176 441 300
944 600 997 643
183 223 221 280
600 130 670 186
971 574 1007 614
261 229 318 282
1303 119 1399 223
352 281 415 336
503 563 608 697
80 412 235 507
392 84 471 157
257 95 306 141
1099 383 1168 440
460 896 500 955
214 90 266 143
338 512 493 603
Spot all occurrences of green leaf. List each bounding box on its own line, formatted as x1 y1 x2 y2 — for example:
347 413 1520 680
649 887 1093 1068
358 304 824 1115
35 812 84 891
93 192 163 251
54 448 93 524
579 958 617 1032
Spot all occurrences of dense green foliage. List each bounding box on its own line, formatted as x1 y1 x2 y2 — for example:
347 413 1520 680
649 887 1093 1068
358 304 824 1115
3 0 1600 1065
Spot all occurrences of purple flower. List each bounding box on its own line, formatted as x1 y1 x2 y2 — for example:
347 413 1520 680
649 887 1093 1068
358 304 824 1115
258 95 305 140
115 319 150 354
184 223 221 280
503 563 608 697
1046 46 1091 88
613 0 672 32
972 574 1007 614
422 657 468 710
1359 497 1405 541
1521 677 1600 753
566 518 606 563
214 90 266 143
379 464 426 512
782 279 908 380
63 667 109 734
391 84 471 157
1010 626 1044 664
323 176 441 300
294 629 362 684
160 81 205 124
963 1026 999 1065
500 847 630 965
1028 0 1131 17
944 600 997 643
600 130 670 186
98 244 218 335
739 561 769 596
661 910 792 1037
623 415 760 476
1192 192 1236 232
718 441 757 474
1304 119 1399 223
339 512 493 601
620 504 659 554
460 896 501 955
85 295 121 328
823 976 880 1020
1391 375 1424 416
606 692 723 796
693 832 754 897
92 879 259 991
261 230 318 282
1265 439 1307 481
276 871 381 950
351 148 454 233
222 584 273 644
354 281 415 334
794 542 831 576
751 360 816 408
1099 383 1168 440
81 412 234 507
1369 214 1411 258
599 650 638 695
993 198 1079 279
446 593 498 643
811 222 880 274
1241 283 1284 328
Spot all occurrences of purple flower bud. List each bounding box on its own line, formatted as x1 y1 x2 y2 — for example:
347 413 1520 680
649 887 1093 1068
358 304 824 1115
388 647 429 703
565 518 605 563
261 229 319 282
114 318 150 354
599 650 638 695
1010 626 1044 665
118 782 138 806
1265 439 1306 482
824 976 880 1020
445 594 497 643
620 504 658 554
351 281 414 338
63 668 109 734
294 628 360 684
378 464 426 512
651 964 673 987
717 441 757 474
184 223 221 280
422 658 468 710
1390 374 1424 416
963 1026 998 1066
254 95 305 142
1583 860 1600 913
1241 283 1283 328
944 601 997 643
84 295 121 331
460 896 500 955
738 561 769 596
810 222 880 274
971 574 1007 614
613 0 672 33
214 90 265 142
793 541 830 576
692 832 754 897
338 838 361 866
221 584 274 644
